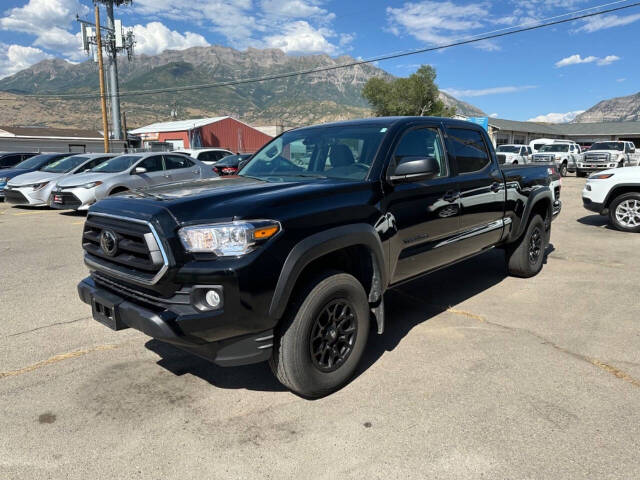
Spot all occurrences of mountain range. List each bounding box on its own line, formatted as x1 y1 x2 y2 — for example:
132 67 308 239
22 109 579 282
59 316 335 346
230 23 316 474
574 91 640 123
0 46 484 130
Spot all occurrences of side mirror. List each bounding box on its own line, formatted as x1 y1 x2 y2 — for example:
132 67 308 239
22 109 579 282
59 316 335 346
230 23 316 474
389 156 440 183
133 166 147 175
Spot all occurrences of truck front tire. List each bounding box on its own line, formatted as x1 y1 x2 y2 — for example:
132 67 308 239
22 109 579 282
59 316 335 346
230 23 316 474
559 162 568 177
506 214 547 278
270 271 370 398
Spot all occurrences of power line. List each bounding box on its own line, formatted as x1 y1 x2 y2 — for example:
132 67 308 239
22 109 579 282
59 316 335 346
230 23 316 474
1 0 639 101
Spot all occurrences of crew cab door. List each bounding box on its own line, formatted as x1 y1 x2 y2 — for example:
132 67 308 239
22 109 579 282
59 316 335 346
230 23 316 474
383 124 462 284
445 126 506 258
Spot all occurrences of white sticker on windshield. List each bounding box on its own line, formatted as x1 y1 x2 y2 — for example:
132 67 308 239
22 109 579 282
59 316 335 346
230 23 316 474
380 128 388 133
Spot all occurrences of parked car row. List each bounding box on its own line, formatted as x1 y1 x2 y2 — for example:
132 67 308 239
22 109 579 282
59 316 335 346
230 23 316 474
1 151 218 209
496 139 639 178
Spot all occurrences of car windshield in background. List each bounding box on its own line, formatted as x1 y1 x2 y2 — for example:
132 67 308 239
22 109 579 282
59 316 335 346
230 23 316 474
41 156 89 173
540 144 569 152
590 142 624 151
241 125 387 181
91 155 140 173
497 146 520 153
14 154 59 170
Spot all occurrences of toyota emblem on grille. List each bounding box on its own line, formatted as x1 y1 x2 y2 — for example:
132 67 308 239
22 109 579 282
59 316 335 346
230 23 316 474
100 229 118 257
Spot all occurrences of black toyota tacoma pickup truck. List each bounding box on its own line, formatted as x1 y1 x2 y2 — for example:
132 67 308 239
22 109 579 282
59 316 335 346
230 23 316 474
78 117 561 397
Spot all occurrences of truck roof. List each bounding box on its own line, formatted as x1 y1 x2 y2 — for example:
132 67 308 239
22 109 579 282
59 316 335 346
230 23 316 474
291 116 485 132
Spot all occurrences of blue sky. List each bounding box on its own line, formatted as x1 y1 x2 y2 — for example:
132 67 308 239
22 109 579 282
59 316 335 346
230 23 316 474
0 0 639 121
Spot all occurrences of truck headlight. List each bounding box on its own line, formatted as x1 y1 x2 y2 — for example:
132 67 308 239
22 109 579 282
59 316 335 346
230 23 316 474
589 173 614 179
178 220 281 256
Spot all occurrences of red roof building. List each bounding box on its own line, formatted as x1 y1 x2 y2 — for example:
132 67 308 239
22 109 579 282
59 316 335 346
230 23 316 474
130 116 272 153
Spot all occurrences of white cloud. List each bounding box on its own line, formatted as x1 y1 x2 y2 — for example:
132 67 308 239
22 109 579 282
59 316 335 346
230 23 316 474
576 13 640 33
489 113 499 118
132 22 209 56
442 85 537 98
597 55 620 66
617 78 626 83
0 0 89 56
387 1 489 45
0 43 52 79
528 110 585 123
555 54 620 67
260 0 331 20
263 21 340 54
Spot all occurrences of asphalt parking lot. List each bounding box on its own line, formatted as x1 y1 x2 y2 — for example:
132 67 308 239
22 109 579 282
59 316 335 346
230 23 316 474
1 177 639 479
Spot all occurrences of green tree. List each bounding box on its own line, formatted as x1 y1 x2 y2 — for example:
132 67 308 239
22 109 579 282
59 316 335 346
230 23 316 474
362 65 455 117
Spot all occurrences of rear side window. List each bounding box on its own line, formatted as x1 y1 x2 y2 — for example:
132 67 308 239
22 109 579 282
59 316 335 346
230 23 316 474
394 127 448 178
447 128 490 174
164 155 194 169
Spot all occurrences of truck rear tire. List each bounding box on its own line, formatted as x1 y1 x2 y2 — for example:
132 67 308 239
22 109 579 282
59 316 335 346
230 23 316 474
506 214 547 278
270 271 370 398
609 193 640 232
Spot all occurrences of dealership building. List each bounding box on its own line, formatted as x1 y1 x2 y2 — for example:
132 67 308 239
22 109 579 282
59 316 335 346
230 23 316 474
488 119 640 148
129 116 273 153
0 126 126 153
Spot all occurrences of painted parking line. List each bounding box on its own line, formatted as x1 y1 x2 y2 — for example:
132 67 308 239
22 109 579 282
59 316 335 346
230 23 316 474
13 211 52 216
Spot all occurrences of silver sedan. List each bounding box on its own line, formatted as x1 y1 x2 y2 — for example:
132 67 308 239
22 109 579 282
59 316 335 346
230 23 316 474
50 152 217 210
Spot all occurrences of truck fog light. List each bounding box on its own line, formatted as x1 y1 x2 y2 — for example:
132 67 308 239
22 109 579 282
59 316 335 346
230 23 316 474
205 289 221 308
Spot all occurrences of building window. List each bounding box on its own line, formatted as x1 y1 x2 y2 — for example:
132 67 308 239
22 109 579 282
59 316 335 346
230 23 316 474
496 135 510 146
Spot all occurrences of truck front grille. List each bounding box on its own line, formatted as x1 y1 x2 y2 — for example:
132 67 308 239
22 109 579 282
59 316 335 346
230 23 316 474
82 213 169 285
584 154 608 163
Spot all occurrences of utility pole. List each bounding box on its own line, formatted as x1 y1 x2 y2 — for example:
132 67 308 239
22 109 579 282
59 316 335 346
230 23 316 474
104 1 122 140
94 5 110 153
78 1 134 145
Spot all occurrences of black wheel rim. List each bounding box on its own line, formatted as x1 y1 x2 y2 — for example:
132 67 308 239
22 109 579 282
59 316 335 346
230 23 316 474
309 299 357 373
528 227 543 264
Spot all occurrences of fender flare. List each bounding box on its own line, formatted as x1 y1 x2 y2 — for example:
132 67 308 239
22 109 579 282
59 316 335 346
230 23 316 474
268 224 387 320
603 183 640 207
508 188 553 242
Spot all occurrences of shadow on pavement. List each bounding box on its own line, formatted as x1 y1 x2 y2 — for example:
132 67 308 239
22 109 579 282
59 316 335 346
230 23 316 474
577 214 613 229
145 340 287 392
147 249 519 395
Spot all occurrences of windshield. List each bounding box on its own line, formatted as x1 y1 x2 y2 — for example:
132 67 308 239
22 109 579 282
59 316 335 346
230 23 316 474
41 156 89 173
241 125 387 181
14 154 60 170
91 155 140 173
540 144 569 153
590 142 623 151
497 146 520 153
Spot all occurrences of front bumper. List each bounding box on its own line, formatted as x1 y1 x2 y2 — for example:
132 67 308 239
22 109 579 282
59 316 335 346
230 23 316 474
77 276 274 366
577 163 617 172
50 187 95 210
3 185 51 206
582 197 605 214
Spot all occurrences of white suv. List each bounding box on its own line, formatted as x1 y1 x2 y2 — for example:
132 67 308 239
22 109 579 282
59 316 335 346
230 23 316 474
173 148 233 165
582 166 640 232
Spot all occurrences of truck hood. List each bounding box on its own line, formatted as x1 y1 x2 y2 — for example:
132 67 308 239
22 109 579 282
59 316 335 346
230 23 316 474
93 175 373 224
57 171 109 187
6 171 63 186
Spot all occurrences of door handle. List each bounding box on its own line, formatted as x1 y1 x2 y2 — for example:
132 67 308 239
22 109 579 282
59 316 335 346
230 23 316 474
443 190 460 203
490 182 501 193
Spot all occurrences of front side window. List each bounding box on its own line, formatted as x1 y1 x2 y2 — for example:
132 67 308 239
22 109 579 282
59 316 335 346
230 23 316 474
447 128 490 174
138 156 164 172
242 125 387 181
393 127 448 178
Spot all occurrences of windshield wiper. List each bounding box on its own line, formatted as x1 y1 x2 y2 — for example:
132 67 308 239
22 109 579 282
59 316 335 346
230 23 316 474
282 173 327 178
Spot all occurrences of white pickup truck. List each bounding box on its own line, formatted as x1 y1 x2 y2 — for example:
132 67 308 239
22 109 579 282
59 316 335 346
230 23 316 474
530 141 582 177
576 141 639 177
582 166 640 232
495 144 532 165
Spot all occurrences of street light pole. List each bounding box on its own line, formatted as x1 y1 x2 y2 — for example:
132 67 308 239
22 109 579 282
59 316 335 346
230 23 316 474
94 5 110 153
